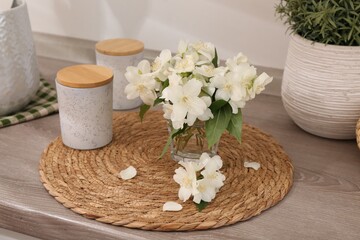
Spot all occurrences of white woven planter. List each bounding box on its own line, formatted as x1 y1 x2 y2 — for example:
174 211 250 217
282 34 360 139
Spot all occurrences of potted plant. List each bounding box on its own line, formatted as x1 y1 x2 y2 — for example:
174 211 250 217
276 0 360 139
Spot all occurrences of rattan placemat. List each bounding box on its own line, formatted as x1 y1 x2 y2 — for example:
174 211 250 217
39 111 293 231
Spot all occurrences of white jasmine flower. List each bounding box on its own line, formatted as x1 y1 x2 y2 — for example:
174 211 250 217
171 55 196 73
151 49 172 82
155 63 172 82
201 153 223 171
163 201 183 212
213 66 229 77
124 60 158 105
199 152 211 166
186 96 213 126
162 79 207 129
197 96 213 121
248 72 273 99
124 75 157 105
162 103 173 120
229 99 246 114
151 49 172 73
126 59 152 76
192 154 225 204
210 73 245 102
200 154 225 189
184 114 197 127
188 50 200 63
168 72 182 87
179 160 206 172
244 161 261 170
173 162 199 202
231 63 257 100
211 63 258 110
178 40 188 55
118 166 137 180
201 168 225 190
190 41 215 64
193 179 216 204
161 73 182 101
171 119 187 130
163 103 186 132
173 154 225 205
226 52 248 70
191 41 207 51
194 65 216 78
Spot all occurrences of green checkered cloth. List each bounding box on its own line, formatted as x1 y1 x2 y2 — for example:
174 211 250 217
0 79 58 128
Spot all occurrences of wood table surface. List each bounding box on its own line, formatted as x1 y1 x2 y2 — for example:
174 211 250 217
0 57 359 240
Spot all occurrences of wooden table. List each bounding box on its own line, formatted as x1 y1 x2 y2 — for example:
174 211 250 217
0 57 359 240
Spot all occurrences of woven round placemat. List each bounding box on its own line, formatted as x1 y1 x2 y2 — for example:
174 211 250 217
39 111 293 231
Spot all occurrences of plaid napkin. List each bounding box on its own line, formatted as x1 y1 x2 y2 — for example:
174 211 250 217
0 79 58 128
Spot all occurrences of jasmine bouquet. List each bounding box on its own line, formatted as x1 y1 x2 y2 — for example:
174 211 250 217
125 40 272 159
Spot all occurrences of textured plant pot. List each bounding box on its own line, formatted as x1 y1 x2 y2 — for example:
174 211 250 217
0 0 39 116
282 34 360 139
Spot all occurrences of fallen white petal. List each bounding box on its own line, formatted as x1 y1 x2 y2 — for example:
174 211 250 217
163 201 183 212
244 161 261 170
118 166 137 180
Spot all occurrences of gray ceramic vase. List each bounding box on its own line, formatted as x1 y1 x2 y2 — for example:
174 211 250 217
0 0 39 116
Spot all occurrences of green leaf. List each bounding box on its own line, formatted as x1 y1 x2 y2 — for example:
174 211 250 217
161 79 169 90
226 109 243 143
153 97 163 106
139 104 151 122
159 130 175 159
205 104 232 148
212 48 218 67
158 125 188 159
209 99 228 112
196 200 209 212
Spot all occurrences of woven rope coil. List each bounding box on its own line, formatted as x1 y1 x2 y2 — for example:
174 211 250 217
39 111 293 231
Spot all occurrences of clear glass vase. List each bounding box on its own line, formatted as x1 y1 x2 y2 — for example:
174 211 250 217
168 120 219 162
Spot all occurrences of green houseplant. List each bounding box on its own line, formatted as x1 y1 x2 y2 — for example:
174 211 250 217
276 0 360 139
276 0 359 46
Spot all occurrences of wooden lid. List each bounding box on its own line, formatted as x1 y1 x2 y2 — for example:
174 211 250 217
56 65 113 88
95 38 144 56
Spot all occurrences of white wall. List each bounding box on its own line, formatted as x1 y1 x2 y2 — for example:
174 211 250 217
26 0 289 69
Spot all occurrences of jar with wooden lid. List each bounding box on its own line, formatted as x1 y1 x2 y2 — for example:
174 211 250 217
56 64 113 150
95 38 144 110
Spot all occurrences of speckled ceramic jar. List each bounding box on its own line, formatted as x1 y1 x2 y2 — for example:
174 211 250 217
56 65 113 150
96 38 144 110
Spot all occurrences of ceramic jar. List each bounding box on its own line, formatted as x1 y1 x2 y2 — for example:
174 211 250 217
56 65 113 150
0 0 39 116
95 38 144 110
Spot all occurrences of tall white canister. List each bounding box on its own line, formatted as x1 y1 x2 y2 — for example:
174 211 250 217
95 38 144 110
56 65 113 150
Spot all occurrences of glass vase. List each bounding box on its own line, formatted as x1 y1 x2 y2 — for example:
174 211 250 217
168 120 219 162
